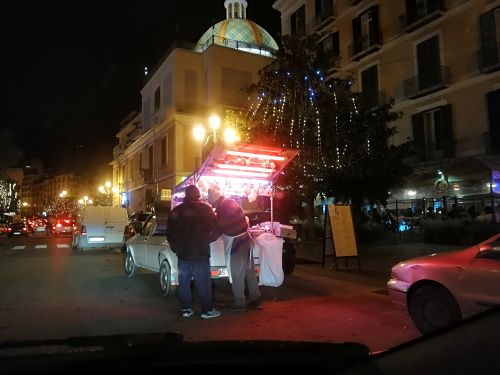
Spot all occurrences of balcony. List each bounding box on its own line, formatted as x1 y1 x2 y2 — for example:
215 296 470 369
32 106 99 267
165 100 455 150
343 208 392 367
325 55 341 73
314 9 337 31
348 32 382 61
362 91 387 109
403 66 451 99
477 43 500 74
113 144 123 158
400 0 446 33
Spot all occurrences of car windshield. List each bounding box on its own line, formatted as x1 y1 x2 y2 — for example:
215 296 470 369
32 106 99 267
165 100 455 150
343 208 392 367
2 0 500 371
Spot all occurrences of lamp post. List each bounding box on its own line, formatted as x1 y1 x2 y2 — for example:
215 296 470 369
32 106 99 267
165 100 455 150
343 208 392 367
97 181 119 206
193 114 240 161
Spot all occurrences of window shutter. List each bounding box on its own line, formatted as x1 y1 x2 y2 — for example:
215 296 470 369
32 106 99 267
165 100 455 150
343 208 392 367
406 0 417 25
479 10 497 68
352 16 361 53
412 112 425 161
440 104 454 158
370 6 381 44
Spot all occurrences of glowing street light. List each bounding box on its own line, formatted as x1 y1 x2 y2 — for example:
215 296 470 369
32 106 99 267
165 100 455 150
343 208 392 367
192 114 240 146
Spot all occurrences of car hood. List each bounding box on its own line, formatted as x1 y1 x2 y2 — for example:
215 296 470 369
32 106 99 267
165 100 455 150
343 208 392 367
394 247 477 269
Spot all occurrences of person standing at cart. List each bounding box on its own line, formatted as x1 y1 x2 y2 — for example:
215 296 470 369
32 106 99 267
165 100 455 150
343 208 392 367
207 187 262 312
166 185 221 319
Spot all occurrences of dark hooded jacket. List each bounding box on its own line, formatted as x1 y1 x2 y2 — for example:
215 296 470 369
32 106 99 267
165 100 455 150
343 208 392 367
166 191 216 260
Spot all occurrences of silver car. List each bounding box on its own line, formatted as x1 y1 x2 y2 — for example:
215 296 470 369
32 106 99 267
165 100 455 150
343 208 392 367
387 233 500 334
124 216 229 297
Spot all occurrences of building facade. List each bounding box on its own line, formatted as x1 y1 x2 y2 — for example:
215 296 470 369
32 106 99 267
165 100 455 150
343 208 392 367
111 0 279 213
273 0 499 217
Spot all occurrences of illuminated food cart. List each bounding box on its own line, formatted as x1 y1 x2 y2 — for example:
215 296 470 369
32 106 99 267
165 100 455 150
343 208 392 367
173 143 299 276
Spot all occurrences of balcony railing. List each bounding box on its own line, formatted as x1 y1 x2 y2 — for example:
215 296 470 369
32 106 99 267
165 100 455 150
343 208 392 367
362 91 386 109
325 54 341 73
399 0 446 33
477 42 500 73
197 35 278 57
314 8 337 30
403 66 451 99
348 32 382 61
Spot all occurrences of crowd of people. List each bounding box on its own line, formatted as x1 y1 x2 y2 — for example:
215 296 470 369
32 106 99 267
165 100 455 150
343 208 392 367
166 185 261 319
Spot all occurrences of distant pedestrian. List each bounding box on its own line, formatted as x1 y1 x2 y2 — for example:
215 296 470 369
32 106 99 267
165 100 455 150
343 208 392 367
166 185 221 319
467 205 478 220
207 187 262 312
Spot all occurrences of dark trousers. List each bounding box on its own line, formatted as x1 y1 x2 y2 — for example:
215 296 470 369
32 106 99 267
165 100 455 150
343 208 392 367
230 234 261 306
177 258 213 314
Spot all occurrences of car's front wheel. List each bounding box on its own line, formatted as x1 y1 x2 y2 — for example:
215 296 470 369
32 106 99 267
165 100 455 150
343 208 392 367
409 285 462 334
159 260 177 297
124 250 138 277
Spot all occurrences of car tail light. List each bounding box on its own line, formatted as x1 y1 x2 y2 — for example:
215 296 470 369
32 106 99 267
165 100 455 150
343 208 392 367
56 223 62 228
22 227 27 231
81 225 87 236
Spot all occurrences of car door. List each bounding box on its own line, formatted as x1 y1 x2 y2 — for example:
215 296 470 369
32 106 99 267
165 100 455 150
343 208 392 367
104 208 127 245
145 218 169 271
463 239 500 310
133 219 154 266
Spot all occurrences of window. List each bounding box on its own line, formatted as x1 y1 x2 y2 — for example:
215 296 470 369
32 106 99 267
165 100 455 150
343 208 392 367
320 32 340 70
350 6 381 59
290 5 306 37
161 137 167 166
416 35 441 91
148 145 154 172
315 0 334 21
154 87 161 112
404 0 445 27
478 7 500 72
412 104 454 161
361 65 379 108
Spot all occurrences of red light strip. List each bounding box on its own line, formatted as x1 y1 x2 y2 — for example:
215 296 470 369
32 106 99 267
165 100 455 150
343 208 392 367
226 150 285 161
216 163 274 173
213 169 269 178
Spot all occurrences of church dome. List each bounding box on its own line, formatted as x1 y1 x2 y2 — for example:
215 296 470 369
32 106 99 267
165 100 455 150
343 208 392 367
196 1 278 56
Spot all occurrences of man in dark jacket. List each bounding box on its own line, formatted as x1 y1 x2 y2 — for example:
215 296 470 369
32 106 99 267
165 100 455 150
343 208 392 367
166 185 221 319
207 187 262 312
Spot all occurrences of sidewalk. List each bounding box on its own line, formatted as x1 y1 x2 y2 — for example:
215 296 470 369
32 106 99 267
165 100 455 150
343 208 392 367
294 238 460 283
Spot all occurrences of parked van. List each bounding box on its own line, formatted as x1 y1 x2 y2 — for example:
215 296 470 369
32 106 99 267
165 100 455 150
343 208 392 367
72 206 129 251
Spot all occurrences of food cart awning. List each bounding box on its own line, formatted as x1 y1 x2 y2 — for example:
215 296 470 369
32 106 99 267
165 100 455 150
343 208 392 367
175 143 300 192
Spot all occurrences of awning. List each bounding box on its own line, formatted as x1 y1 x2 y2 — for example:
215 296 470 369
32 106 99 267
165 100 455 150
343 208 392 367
445 155 500 182
175 143 300 192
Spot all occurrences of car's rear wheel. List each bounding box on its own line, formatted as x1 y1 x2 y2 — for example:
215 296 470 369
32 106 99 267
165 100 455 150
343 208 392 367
124 250 138 277
409 285 462 334
159 260 177 297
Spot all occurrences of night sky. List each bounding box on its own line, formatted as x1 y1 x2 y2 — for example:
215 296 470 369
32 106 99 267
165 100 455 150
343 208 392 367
2 0 280 178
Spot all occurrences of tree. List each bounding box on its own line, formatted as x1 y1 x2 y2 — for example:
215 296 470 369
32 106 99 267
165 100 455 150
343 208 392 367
232 34 413 233
0 178 20 216
47 197 78 219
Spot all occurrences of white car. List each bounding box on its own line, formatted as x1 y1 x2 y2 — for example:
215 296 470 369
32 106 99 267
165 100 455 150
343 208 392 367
124 216 230 297
387 233 500 334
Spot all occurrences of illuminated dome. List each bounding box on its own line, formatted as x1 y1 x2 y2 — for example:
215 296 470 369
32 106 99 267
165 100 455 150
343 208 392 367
196 0 278 57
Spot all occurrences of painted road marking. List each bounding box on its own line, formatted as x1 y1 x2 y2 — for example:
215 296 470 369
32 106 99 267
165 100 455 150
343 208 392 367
57 244 69 248
35 245 48 249
13 246 26 250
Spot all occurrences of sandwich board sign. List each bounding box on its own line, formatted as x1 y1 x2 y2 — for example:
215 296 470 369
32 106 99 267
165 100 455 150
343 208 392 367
322 204 360 269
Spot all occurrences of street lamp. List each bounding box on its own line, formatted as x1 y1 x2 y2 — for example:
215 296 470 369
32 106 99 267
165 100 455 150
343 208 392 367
98 181 119 206
193 114 240 146
78 195 93 206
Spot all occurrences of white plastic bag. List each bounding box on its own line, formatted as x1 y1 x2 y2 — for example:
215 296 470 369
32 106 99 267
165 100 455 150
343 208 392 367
254 233 284 287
